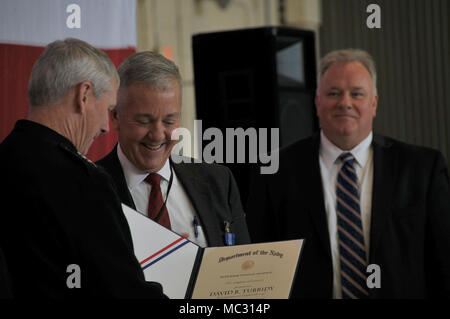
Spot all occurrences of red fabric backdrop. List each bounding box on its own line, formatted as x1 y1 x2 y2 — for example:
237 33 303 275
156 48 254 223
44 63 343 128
0 43 135 161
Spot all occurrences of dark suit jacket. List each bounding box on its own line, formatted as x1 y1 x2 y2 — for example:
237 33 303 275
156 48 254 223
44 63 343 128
0 120 165 298
97 146 251 247
0 246 13 298
246 132 450 298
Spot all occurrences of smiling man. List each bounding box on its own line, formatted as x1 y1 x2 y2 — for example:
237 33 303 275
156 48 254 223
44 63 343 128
114 81 181 173
97 51 250 248
246 49 450 298
315 58 378 150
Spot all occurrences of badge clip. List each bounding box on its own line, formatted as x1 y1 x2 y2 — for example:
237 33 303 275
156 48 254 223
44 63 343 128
224 221 235 246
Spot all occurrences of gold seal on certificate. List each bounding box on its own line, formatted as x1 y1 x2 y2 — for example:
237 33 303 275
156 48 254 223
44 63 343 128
191 240 304 299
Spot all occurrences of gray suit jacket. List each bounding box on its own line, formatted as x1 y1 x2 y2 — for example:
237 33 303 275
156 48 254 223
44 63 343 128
97 146 251 247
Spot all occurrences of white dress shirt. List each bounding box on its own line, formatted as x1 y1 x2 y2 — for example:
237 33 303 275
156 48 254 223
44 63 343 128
318 131 373 299
117 144 208 247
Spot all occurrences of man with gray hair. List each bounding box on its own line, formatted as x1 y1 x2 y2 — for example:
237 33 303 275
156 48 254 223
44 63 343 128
0 38 165 298
97 51 250 248
247 48 450 298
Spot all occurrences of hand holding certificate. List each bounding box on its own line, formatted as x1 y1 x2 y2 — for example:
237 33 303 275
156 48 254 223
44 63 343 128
122 204 304 299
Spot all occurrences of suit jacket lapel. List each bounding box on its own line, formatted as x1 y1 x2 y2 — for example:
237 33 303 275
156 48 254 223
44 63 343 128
171 161 223 246
305 134 332 259
369 133 397 261
98 145 136 210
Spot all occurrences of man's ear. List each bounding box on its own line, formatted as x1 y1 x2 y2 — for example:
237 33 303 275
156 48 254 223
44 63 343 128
110 108 120 131
314 93 320 116
75 81 93 114
372 94 378 117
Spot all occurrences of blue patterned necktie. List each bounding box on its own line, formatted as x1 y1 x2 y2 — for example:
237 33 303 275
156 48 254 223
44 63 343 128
336 152 368 299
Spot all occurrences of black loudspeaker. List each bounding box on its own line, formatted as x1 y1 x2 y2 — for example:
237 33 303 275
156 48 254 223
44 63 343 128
192 27 319 203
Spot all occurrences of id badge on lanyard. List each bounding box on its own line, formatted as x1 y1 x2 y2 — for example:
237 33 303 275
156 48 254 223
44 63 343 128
224 221 235 246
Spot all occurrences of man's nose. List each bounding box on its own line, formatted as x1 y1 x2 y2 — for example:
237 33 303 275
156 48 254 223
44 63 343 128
338 92 352 108
146 122 165 140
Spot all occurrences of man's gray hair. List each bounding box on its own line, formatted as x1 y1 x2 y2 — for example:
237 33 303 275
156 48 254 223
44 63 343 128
318 48 377 94
117 51 181 90
28 38 119 107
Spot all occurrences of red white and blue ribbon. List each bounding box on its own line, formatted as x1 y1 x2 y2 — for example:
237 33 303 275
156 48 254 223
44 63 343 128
140 237 190 271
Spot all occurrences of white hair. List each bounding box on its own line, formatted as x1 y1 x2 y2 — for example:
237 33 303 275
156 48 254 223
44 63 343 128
28 38 119 107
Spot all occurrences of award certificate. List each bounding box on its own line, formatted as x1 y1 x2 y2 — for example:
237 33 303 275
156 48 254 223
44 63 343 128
191 240 303 299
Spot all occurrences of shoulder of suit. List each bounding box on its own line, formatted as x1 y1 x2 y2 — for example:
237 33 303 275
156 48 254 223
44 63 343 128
171 155 231 176
374 133 441 157
95 148 116 168
272 135 318 170
373 134 448 172
281 134 318 154
58 142 98 173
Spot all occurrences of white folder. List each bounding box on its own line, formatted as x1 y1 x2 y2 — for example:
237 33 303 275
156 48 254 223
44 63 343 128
122 204 200 299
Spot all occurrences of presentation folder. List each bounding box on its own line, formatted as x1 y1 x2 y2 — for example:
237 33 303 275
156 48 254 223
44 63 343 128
122 204 304 299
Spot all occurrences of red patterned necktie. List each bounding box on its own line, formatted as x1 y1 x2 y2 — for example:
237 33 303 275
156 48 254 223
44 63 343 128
144 173 171 229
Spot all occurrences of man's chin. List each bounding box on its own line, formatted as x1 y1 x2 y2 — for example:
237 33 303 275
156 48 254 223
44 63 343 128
138 157 170 173
333 124 358 136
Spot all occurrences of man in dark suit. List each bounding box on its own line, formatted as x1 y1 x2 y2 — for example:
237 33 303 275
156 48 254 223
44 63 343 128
0 38 165 298
247 49 450 298
97 51 250 247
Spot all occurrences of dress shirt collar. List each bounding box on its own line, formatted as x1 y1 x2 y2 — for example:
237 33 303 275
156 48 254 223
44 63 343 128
117 143 172 190
319 130 373 168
